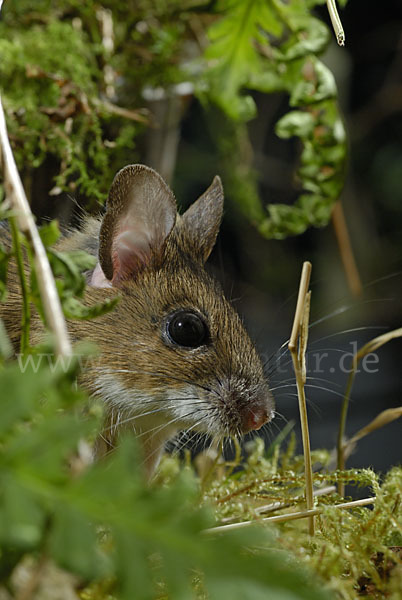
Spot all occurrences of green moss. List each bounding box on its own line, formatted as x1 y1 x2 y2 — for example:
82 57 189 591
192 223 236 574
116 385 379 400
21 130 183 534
155 441 402 600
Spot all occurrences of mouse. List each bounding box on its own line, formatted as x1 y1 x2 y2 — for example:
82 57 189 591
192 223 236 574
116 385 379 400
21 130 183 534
1 164 275 475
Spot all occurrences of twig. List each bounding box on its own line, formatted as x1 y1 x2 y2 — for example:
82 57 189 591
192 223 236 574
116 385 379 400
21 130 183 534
94 97 150 124
0 95 72 357
332 201 362 298
203 497 376 534
326 0 345 47
288 262 315 535
337 327 402 494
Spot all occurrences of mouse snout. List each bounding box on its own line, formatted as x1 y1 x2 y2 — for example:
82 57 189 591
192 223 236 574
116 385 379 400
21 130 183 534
240 402 271 433
240 392 275 434
224 383 274 435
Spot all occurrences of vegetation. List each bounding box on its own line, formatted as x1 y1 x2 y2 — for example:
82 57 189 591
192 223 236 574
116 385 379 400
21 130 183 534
0 360 401 600
0 0 347 236
0 2 401 600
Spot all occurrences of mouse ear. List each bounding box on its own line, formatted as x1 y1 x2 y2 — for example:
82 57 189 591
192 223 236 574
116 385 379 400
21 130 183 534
180 175 224 263
91 165 176 287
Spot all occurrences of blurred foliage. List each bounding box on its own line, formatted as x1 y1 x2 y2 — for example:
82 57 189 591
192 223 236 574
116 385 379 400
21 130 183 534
0 358 341 600
0 0 347 237
5 219 118 355
37 221 119 321
0 351 400 599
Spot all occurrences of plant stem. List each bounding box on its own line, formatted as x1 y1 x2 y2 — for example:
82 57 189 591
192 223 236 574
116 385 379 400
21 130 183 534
203 497 376 534
9 216 30 354
337 369 355 495
337 327 402 494
288 262 315 535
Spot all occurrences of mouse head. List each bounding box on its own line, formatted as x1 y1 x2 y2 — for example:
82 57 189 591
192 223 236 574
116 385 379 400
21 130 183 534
83 165 274 470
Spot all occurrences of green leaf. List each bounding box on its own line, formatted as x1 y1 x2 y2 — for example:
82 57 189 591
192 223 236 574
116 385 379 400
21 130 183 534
204 0 284 121
0 365 54 436
6 412 91 480
259 204 308 239
274 17 330 61
49 504 108 580
248 67 283 93
114 531 154 600
28 243 117 323
0 242 10 302
276 110 315 138
290 59 337 106
0 478 45 547
0 318 13 360
64 250 97 272
62 295 119 320
38 220 61 247
47 249 87 296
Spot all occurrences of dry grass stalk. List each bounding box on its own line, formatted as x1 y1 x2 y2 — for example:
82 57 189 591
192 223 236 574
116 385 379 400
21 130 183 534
343 407 402 463
352 327 402 361
288 261 315 535
203 497 376 534
0 96 72 358
326 0 345 46
337 327 402 494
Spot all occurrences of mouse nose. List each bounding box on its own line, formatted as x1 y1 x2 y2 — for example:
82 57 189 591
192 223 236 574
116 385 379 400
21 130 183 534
240 383 275 433
241 403 271 433
223 380 275 435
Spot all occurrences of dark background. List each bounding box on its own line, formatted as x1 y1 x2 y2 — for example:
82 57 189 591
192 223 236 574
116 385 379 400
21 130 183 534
173 0 402 476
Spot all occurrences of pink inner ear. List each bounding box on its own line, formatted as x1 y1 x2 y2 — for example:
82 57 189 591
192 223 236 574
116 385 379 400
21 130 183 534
111 228 152 285
90 262 113 288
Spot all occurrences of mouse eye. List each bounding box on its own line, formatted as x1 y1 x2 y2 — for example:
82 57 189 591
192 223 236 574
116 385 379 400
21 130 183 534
165 310 208 348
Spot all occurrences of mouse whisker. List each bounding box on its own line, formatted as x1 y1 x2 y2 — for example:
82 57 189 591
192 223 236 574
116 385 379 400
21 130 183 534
269 383 297 392
139 415 209 468
273 410 289 422
176 423 208 453
266 346 353 378
273 393 299 400
310 325 387 346
303 383 346 400
102 398 213 433
135 407 215 441
106 367 218 397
